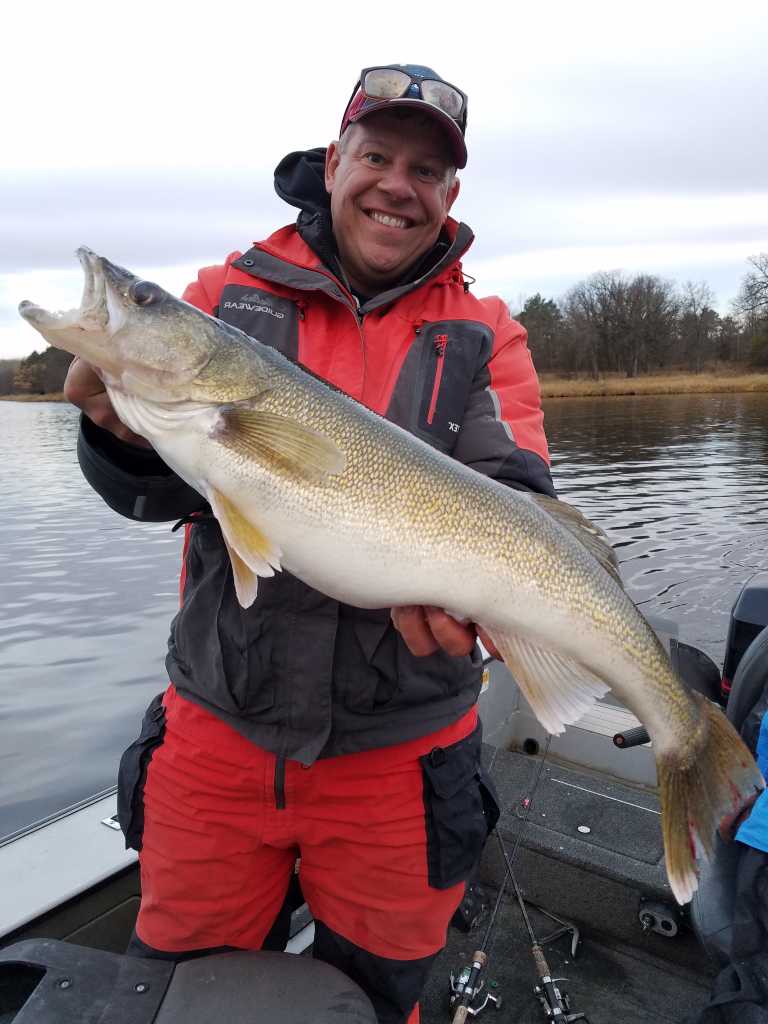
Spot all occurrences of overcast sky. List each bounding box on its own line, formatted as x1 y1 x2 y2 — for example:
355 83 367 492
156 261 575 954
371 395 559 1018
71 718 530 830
2 0 767 359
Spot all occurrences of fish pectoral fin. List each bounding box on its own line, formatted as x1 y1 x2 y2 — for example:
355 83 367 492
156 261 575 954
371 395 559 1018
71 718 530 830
530 494 623 587
209 488 282 608
218 404 346 484
484 628 611 735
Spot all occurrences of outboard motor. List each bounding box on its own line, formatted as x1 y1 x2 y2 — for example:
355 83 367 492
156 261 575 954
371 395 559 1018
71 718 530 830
0 939 377 1024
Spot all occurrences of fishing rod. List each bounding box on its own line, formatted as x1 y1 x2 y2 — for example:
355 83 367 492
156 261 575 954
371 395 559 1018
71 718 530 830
494 830 589 1023
449 736 590 1023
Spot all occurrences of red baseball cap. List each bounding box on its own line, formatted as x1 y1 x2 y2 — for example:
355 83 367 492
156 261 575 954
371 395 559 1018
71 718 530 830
340 64 468 170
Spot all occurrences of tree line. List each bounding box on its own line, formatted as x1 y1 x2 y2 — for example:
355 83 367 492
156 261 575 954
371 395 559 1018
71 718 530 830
514 253 768 378
1 254 767 396
0 348 74 396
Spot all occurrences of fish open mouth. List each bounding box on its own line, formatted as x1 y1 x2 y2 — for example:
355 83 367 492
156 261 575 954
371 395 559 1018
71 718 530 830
18 247 110 336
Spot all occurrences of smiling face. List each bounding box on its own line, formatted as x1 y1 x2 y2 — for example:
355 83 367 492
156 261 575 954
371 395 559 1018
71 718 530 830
324 109 461 297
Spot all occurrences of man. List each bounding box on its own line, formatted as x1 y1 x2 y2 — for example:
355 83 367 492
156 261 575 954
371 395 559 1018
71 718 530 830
65 64 555 1024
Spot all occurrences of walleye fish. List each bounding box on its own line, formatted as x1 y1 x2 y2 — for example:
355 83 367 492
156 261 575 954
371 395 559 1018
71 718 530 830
19 248 762 903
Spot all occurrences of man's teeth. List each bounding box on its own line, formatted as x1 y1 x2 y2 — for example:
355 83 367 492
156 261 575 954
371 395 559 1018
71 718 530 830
367 210 411 229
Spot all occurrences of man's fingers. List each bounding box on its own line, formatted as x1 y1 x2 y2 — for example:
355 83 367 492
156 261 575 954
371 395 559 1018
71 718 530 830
718 790 760 842
477 626 501 660
63 357 106 406
391 606 438 657
423 607 476 657
391 606 497 660
63 357 152 448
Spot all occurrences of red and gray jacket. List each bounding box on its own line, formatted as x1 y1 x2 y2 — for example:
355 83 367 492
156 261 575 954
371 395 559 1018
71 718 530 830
77 148 555 764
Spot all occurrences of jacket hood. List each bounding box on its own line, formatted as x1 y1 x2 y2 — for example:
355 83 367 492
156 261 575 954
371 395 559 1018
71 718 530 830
274 148 330 218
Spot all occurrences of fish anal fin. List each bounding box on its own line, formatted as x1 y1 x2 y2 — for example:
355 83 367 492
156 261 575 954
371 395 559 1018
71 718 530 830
217 404 345 484
483 628 610 735
209 488 282 607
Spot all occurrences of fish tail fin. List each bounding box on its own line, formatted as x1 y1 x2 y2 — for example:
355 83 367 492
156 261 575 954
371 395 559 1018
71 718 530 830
658 693 764 904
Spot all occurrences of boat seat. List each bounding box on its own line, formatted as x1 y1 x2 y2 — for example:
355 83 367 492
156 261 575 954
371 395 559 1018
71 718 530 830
0 938 377 1024
690 626 768 966
727 626 768 747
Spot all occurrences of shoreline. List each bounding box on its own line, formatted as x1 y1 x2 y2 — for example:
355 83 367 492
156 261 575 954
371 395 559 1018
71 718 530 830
539 371 768 399
3 372 768 404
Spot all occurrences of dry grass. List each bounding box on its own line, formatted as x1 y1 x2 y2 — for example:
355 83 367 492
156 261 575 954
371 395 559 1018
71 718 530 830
539 371 768 399
3 371 768 404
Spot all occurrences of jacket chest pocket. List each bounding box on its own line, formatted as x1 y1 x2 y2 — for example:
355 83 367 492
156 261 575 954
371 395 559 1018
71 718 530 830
387 320 493 453
216 284 300 360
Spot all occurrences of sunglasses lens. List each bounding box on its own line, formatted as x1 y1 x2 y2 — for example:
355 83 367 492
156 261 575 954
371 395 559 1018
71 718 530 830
363 68 412 99
420 81 464 119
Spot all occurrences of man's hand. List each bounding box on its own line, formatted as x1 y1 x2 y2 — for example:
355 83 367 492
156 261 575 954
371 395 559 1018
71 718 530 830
64 357 152 448
391 605 500 659
719 790 760 843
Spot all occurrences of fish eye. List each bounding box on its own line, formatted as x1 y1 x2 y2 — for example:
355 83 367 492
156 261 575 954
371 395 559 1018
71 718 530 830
130 280 160 306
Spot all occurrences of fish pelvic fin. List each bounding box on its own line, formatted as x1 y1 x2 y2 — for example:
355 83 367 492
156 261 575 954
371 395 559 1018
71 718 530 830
658 692 765 905
209 488 283 608
223 540 260 608
530 494 622 587
218 404 346 484
483 628 610 735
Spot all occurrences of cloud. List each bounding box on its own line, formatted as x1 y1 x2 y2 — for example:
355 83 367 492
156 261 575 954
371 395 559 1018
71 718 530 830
0 169 288 274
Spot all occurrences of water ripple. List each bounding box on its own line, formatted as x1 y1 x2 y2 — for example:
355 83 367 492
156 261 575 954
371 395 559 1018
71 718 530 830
545 392 768 664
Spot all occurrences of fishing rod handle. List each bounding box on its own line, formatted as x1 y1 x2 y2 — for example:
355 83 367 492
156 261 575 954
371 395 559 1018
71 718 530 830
450 951 487 1024
532 943 550 978
532 944 571 1020
613 725 650 748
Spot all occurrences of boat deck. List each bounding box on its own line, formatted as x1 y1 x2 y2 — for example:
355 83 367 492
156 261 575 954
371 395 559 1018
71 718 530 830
419 742 715 1024
422 893 711 1024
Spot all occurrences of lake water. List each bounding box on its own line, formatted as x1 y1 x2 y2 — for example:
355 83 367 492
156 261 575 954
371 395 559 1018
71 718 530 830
1 394 768 842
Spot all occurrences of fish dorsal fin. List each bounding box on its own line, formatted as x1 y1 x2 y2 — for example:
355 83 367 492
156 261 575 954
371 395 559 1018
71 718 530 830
218 404 346 484
531 494 622 587
484 627 611 735
208 488 283 608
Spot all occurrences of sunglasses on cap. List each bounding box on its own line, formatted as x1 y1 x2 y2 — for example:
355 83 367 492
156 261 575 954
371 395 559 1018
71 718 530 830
359 66 467 127
340 65 469 168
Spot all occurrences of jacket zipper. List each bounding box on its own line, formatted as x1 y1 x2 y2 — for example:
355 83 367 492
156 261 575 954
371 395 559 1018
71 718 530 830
274 756 286 810
426 333 448 426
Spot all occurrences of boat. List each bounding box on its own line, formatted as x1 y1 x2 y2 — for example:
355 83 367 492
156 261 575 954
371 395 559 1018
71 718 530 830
3 574 768 1023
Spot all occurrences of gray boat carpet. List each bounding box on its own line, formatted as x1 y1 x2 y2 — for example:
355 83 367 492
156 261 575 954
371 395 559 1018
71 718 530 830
421 896 712 1024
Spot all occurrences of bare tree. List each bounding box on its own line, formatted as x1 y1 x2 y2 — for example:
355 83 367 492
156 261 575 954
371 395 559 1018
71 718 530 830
0 359 20 395
623 274 678 376
734 253 768 319
561 271 677 378
679 281 718 373
715 316 744 363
